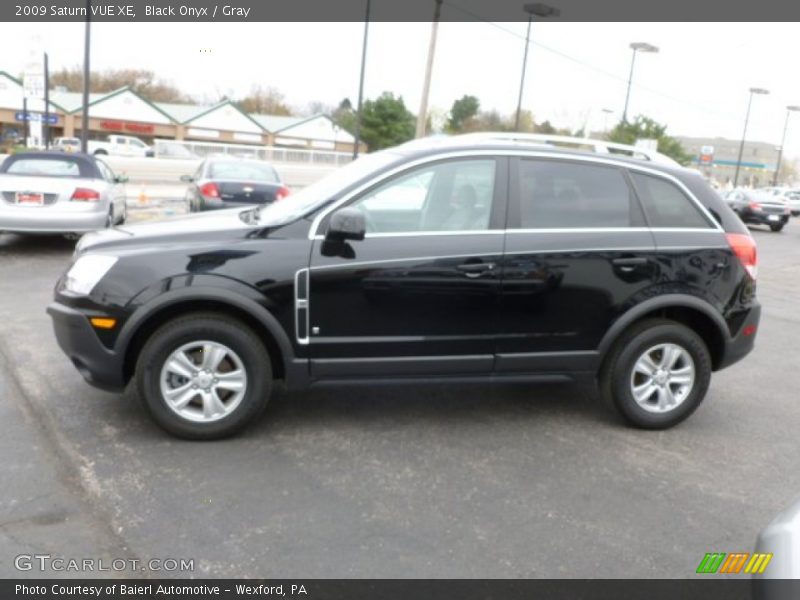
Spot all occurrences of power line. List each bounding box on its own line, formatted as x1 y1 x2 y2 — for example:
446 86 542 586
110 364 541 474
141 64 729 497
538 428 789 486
440 1 758 126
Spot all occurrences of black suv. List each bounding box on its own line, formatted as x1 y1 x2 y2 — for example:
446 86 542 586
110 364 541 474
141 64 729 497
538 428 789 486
48 135 761 439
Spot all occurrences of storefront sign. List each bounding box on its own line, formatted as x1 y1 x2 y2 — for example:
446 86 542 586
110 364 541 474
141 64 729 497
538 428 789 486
100 120 155 134
15 111 58 124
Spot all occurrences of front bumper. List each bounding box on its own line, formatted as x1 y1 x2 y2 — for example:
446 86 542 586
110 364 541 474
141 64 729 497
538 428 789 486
717 302 761 370
47 302 126 391
0 205 108 233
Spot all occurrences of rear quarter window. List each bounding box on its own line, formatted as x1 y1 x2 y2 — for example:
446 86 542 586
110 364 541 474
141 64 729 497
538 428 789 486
631 172 714 229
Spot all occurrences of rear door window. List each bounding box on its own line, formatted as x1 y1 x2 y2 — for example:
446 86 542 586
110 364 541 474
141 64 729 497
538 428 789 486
631 172 714 229
514 159 643 228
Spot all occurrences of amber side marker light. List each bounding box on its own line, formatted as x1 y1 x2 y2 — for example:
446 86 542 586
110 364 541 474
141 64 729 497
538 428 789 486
90 317 117 330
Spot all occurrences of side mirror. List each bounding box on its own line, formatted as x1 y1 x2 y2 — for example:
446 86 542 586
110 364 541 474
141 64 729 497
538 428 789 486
114 175 129 184
327 207 366 241
180 174 194 183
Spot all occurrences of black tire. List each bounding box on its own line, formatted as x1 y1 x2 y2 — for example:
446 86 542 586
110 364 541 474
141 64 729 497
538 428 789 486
93 149 108 156
117 202 127 225
770 224 784 232
599 318 711 429
135 312 272 440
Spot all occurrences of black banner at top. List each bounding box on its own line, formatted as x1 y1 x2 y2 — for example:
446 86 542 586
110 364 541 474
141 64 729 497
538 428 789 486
4 0 800 22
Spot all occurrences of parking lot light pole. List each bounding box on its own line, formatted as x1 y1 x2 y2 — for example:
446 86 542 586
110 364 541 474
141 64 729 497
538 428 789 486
772 105 800 186
352 0 371 160
80 0 91 154
621 42 658 124
733 87 770 188
514 2 560 132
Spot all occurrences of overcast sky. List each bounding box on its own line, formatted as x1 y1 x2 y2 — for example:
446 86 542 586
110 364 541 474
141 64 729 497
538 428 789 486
2 21 799 159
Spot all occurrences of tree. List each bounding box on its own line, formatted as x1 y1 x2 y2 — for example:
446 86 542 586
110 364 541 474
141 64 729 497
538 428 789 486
49 67 191 103
235 85 292 116
447 95 480 132
607 115 693 165
359 92 415 151
332 98 357 136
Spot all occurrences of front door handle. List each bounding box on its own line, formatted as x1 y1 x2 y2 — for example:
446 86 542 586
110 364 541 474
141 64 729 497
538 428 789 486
456 262 496 278
612 257 649 271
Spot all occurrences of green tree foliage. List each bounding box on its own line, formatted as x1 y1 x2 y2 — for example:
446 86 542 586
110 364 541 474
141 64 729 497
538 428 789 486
447 95 480 132
49 67 191 103
607 115 693 165
359 92 416 151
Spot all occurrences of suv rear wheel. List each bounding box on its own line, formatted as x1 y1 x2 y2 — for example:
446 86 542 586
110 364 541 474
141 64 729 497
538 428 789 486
135 313 272 439
600 319 711 429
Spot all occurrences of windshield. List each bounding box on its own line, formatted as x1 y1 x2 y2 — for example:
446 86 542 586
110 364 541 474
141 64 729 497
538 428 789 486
256 150 402 227
210 161 279 182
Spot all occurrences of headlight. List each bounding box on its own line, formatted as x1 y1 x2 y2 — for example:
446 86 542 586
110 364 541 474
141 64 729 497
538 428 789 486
64 255 118 296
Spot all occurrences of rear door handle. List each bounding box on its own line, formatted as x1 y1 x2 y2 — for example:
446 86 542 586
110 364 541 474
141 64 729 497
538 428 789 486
456 262 496 278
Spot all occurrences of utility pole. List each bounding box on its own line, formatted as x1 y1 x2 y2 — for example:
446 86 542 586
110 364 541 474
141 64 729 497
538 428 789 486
352 0 371 159
415 0 443 139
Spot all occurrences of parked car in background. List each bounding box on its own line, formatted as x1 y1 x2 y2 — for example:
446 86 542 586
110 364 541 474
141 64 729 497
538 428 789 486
0 151 127 236
154 141 201 160
182 157 290 212
53 137 81 153
88 134 154 158
48 133 760 439
725 189 791 232
773 189 800 216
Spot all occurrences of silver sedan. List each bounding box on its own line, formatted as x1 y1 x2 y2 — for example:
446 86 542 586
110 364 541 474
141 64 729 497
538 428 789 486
0 151 127 235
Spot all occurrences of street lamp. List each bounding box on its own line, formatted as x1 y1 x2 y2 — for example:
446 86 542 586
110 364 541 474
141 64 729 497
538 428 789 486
514 2 560 132
621 42 658 124
733 87 770 188
772 105 800 185
80 0 92 154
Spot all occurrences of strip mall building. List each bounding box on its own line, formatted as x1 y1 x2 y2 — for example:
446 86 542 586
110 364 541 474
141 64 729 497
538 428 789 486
0 71 361 153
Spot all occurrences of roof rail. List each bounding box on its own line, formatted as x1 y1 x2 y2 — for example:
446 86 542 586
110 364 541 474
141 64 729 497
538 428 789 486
417 132 680 167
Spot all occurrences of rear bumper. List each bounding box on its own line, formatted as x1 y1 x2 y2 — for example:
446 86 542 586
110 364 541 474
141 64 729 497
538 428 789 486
0 205 108 233
47 302 126 391
717 302 761 370
745 212 790 226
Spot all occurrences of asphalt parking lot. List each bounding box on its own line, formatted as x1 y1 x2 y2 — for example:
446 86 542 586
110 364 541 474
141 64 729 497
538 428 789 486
1 209 799 579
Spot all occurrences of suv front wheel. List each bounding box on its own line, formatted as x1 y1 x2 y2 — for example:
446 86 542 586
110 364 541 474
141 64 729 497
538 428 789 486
135 313 272 439
600 319 712 429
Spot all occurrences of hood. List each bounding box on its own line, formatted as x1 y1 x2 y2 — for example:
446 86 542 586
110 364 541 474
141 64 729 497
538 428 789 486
77 207 257 255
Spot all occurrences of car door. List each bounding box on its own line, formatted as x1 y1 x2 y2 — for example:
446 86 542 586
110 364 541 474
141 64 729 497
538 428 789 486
496 156 657 374
306 156 508 379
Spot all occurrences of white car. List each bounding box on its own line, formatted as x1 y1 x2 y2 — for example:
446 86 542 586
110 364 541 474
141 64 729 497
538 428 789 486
0 151 127 236
53 137 81 153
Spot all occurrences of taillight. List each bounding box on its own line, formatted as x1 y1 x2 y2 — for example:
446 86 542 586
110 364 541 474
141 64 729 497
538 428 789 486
199 182 220 198
726 233 758 280
749 202 762 210
71 188 101 202
275 185 291 201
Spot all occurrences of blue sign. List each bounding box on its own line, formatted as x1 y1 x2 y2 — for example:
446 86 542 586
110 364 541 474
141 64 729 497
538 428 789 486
15 112 58 124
